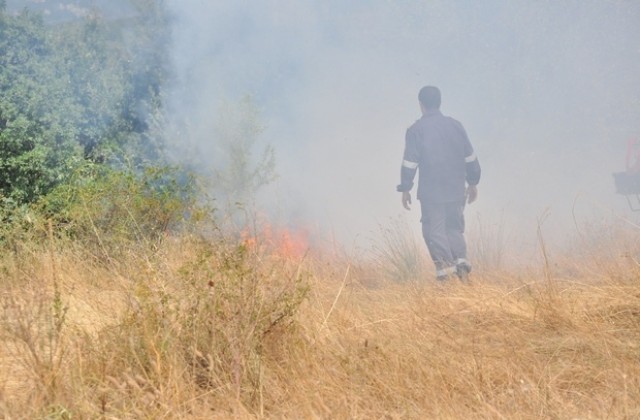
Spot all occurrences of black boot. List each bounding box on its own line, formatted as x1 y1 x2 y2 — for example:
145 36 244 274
456 260 472 282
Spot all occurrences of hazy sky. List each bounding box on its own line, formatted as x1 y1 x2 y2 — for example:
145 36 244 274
7 0 640 253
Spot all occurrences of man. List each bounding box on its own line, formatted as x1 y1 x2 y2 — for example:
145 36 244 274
397 86 481 281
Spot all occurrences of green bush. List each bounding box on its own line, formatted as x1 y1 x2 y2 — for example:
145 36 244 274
34 163 205 257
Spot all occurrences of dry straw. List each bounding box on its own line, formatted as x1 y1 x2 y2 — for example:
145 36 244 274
0 215 638 418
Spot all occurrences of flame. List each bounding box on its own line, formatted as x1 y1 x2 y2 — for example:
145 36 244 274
241 221 309 260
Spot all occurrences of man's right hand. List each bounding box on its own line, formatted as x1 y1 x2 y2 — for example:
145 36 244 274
402 191 412 210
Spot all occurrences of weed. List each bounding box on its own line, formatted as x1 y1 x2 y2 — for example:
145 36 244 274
371 216 427 282
0 201 639 418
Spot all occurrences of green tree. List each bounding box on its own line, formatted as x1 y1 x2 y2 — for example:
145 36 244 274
0 4 170 206
53 18 130 160
0 9 83 204
212 96 276 207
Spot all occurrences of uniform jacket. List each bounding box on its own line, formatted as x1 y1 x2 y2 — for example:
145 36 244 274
397 110 481 203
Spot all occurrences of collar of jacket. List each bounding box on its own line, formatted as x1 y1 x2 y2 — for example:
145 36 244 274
421 109 443 119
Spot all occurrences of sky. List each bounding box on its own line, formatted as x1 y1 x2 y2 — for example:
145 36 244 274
7 0 640 256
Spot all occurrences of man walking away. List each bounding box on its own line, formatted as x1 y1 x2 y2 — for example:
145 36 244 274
397 86 481 281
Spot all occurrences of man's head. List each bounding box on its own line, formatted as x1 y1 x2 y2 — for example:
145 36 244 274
418 86 441 111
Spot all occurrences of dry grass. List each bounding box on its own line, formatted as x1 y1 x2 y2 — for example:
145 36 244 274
0 224 639 419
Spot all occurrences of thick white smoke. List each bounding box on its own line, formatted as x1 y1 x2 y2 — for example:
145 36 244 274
164 1 640 254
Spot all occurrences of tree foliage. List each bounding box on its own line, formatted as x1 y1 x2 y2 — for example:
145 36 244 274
0 4 168 206
0 10 81 204
0 1 274 239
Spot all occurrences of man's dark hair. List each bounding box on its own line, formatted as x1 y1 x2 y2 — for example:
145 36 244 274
418 86 441 109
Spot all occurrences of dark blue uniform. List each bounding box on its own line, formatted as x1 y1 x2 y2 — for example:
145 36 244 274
397 110 481 278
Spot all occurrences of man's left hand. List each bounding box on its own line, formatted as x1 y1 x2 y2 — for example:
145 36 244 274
402 192 412 210
466 185 478 204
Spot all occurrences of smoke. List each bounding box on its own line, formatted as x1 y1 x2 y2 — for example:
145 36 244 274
163 0 640 252
8 0 640 252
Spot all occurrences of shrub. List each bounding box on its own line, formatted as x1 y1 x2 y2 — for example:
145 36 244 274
33 162 205 258
176 239 309 402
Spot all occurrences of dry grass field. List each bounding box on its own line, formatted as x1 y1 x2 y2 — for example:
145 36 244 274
0 220 639 419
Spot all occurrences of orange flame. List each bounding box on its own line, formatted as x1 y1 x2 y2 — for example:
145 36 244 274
241 222 309 260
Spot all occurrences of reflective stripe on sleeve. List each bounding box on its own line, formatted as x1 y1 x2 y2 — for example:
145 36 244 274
465 153 477 163
402 160 418 169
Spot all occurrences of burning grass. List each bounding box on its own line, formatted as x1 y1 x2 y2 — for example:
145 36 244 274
0 222 639 418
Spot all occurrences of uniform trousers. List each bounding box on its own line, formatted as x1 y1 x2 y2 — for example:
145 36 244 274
419 200 467 271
